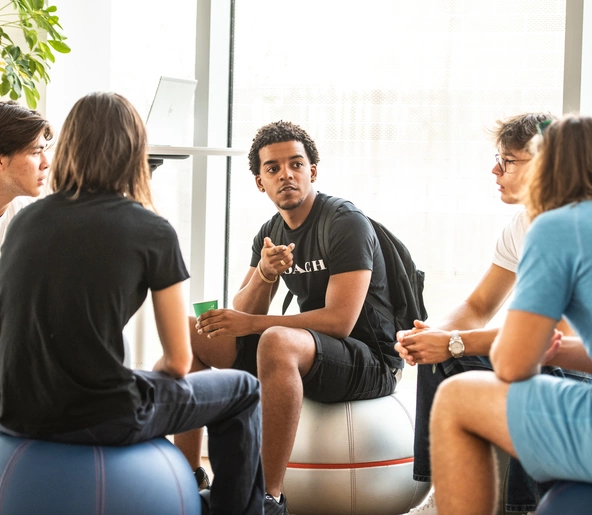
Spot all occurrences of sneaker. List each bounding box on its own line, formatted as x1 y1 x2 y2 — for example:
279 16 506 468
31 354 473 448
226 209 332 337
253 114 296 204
194 466 211 491
264 493 289 515
405 490 437 514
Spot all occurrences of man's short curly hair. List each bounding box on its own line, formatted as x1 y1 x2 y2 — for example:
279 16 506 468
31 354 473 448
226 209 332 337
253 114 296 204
248 121 320 175
490 112 555 154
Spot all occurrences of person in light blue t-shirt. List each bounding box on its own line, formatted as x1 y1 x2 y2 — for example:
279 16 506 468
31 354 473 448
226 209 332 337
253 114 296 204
429 115 592 514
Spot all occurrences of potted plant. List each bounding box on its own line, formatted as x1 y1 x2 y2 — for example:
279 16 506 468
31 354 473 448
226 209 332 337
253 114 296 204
0 0 69 108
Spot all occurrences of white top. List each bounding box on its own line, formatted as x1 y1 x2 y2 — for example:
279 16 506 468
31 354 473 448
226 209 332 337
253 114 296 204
492 209 529 273
0 196 35 256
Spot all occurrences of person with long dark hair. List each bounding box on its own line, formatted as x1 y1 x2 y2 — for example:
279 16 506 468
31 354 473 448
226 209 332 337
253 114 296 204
0 92 264 515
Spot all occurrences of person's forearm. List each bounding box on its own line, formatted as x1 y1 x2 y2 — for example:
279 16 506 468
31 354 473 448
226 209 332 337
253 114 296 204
438 302 500 356
233 269 276 314
546 336 592 374
153 355 190 379
457 327 500 356
438 301 494 332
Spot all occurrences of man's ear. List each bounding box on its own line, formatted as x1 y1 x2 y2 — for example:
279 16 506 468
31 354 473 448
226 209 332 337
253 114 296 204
311 163 317 183
255 175 265 192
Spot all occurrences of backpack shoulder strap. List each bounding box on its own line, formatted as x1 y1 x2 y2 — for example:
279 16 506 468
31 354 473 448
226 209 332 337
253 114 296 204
269 213 285 247
317 195 348 263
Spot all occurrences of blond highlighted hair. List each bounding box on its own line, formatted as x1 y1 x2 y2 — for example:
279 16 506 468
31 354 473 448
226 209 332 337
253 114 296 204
50 92 153 209
525 115 592 220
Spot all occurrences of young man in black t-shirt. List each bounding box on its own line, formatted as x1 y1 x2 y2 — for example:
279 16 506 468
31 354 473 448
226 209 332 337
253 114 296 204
182 121 402 514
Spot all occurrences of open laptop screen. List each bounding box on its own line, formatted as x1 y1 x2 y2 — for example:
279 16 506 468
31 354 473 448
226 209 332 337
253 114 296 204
145 76 197 146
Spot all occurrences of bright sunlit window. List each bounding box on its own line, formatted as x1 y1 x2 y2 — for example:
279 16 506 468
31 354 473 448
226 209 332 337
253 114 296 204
228 0 566 324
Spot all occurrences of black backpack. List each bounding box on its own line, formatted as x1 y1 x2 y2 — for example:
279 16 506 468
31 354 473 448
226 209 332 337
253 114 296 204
270 195 428 335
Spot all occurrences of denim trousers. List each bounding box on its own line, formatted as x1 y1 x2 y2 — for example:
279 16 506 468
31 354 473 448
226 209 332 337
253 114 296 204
9 369 264 515
414 357 591 513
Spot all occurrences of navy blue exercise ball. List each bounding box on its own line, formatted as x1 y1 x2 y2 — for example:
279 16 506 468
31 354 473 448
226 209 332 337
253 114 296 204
0 434 201 515
536 481 592 514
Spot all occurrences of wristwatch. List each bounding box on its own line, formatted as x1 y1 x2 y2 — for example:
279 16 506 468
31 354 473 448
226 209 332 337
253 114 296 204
448 330 465 358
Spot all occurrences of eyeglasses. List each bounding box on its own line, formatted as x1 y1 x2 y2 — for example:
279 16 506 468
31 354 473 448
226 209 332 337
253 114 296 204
494 154 531 175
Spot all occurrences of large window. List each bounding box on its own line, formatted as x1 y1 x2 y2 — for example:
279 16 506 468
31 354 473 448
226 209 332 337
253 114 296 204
228 0 566 324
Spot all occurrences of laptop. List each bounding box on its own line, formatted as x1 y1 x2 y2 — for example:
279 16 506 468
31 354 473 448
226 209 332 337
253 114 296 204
145 76 198 147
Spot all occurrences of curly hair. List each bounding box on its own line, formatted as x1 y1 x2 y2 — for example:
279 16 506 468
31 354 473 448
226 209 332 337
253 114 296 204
248 121 320 175
0 101 53 156
525 115 592 220
490 112 555 154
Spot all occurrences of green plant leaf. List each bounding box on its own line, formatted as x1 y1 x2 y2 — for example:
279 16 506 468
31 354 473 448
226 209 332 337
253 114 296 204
0 0 69 104
24 29 37 50
23 85 37 108
6 45 20 61
0 78 10 97
47 40 70 54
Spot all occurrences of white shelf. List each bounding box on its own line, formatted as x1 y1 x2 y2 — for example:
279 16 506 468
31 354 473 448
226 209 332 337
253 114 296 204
148 145 247 157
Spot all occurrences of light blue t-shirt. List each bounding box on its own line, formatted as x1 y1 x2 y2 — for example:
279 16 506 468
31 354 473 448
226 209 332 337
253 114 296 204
510 201 592 352
507 200 592 483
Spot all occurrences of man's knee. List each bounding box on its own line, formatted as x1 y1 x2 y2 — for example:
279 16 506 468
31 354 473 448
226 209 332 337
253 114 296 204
257 327 315 373
431 371 509 435
431 373 465 426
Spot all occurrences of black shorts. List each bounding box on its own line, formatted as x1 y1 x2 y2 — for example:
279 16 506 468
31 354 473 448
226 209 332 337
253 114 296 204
232 330 397 402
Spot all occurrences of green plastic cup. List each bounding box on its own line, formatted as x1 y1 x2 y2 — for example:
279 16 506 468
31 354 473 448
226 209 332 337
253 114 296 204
193 299 218 317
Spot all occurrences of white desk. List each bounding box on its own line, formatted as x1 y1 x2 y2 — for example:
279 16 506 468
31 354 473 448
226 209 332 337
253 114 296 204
148 145 247 158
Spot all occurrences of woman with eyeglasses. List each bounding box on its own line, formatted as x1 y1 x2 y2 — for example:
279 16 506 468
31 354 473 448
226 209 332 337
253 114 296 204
428 115 592 514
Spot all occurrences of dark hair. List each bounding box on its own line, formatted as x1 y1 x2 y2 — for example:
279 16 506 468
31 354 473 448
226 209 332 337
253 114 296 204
50 92 153 208
248 120 320 175
525 115 592 220
490 112 555 154
0 101 53 156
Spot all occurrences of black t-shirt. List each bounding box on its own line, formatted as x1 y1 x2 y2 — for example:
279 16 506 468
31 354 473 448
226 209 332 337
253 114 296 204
0 191 189 436
251 193 401 368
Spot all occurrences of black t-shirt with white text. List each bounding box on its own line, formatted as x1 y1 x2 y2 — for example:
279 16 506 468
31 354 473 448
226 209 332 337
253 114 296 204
251 193 401 368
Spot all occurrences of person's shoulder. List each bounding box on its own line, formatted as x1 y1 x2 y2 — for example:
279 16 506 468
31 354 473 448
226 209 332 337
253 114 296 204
260 210 283 233
534 202 581 226
527 203 588 246
318 193 364 219
9 196 36 212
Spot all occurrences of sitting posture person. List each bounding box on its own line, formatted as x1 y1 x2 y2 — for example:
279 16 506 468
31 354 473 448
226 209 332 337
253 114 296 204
178 120 403 514
0 92 264 515
0 100 52 249
396 112 590 514
430 114 592 513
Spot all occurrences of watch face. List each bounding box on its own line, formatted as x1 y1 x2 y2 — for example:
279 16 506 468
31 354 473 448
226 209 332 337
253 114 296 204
450 341 463 354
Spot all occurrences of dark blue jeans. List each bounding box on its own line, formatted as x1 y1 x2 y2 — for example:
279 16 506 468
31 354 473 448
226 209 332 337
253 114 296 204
4 369 264 515
414 357 591 513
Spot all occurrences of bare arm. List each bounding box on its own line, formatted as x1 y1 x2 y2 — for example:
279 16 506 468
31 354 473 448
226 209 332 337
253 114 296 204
233 237 294 314
544 335 592 374
198 269 371 340
490 310 556 382
395 264 515 364
439 264 516 330
151 282 192 378
233 265 280 314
